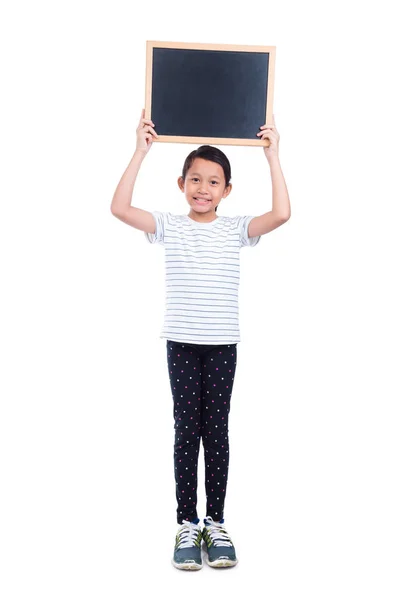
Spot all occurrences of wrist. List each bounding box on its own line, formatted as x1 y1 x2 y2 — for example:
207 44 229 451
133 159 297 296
134 148 148 160
266 154 281 168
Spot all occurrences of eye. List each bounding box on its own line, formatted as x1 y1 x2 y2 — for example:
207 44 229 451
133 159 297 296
192 177 199 182
211 181 218 185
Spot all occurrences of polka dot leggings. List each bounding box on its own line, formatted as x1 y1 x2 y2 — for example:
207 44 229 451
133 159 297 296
166 340 237 524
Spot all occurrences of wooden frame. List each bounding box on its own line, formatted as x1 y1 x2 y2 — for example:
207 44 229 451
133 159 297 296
145 41 276 147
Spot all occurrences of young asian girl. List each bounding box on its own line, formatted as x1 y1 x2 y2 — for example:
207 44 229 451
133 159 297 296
111 109 290 570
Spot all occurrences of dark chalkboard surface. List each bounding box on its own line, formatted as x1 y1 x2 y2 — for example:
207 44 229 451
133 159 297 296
145 41 275 147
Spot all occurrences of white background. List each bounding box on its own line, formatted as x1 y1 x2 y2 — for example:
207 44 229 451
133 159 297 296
1 0 399 598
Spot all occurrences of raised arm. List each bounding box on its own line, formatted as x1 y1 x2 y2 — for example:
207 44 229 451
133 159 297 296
110 109 158 234
248 116 291 238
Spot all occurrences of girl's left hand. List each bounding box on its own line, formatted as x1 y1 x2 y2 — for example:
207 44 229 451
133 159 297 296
257 115 280 161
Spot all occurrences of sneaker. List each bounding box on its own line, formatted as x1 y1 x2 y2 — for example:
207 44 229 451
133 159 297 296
202 516 238 568
172 518 203 570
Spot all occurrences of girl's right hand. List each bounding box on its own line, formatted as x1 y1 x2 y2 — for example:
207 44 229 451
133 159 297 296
136 108 158 155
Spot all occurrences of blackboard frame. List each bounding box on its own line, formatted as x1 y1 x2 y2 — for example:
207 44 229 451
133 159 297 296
145 41 276 147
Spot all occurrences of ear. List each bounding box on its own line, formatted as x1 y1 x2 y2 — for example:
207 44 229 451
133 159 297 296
223 184 232 198
177 176 185 192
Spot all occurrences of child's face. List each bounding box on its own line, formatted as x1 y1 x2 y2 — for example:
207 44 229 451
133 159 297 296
178 158 232 214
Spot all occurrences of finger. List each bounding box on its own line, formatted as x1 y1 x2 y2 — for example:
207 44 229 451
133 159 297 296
138 109 145 126
142 125 158 138
262 131 277 138
259 125 275 130
144 132 157 144
137 120 156 133
258 133 277 143
257 130 275 137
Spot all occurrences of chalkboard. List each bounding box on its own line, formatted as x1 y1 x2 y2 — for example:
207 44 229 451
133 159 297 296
145 41 276 147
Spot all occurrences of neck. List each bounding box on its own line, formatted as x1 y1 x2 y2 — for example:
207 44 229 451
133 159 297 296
187 210 218 223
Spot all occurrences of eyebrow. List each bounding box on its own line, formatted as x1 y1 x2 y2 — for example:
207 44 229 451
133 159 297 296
190 172 221 178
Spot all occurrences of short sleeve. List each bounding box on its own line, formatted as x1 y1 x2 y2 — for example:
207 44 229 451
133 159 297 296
237 216 261 248
144 211 166 245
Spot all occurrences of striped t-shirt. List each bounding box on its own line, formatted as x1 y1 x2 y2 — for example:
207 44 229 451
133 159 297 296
144 212 261 345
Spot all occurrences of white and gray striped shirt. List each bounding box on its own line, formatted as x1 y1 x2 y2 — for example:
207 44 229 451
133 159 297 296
145 212 261 345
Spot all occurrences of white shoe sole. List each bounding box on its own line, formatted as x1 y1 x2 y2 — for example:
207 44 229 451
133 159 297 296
172 559 203 570
205 557 238 568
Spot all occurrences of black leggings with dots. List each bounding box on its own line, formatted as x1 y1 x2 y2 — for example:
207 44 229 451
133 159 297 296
166 340 237 524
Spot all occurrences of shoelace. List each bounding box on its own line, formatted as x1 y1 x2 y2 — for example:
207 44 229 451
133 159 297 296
204 516 233 547
176 520 201 549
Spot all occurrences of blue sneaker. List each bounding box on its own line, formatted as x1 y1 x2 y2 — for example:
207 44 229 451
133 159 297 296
202 516 238 568
172 518 203 570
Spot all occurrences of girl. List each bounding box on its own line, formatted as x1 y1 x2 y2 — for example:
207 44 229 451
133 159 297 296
111 109 290 570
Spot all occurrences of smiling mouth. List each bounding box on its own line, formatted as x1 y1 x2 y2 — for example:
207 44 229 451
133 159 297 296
194 197 211 204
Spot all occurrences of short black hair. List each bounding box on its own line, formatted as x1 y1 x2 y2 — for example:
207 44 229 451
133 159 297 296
181 145 231 212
